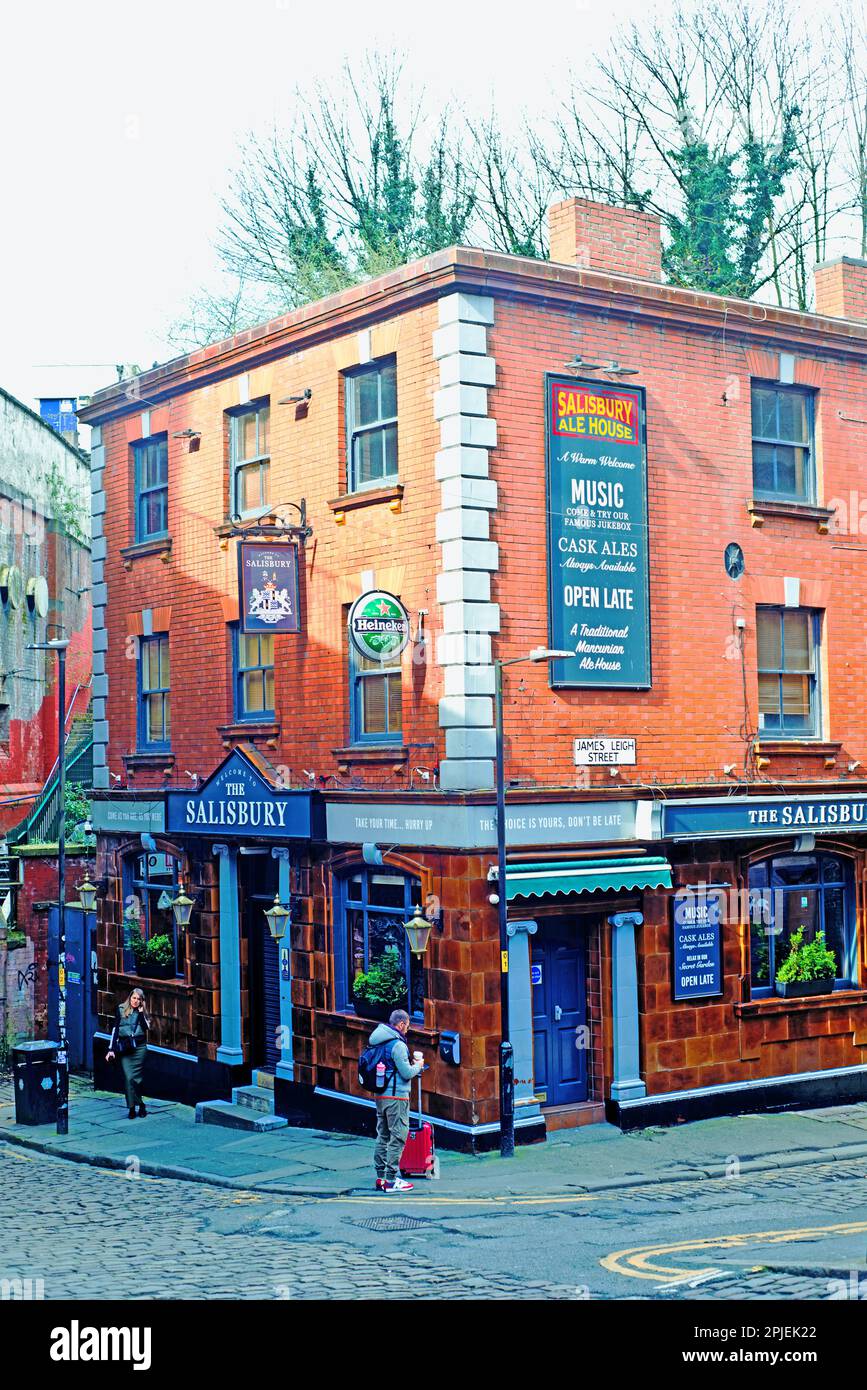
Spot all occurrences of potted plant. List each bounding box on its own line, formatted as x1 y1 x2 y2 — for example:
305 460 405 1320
352 945 408 1021
142 933 176 980
775 926 837 998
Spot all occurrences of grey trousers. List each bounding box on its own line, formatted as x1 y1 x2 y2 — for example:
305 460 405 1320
374 1096 410 1181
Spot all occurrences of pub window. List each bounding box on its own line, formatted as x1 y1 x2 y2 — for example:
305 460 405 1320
757 606 820 739
349 635 402 745
337 868 424 1019
133 436 168 541
230 401 270 517
748 852 856 997
122 850 183 978
232 624 275 721
345 358 397 492
138 634 171 750
751 383 814 503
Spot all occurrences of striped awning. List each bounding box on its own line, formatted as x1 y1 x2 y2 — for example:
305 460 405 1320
504 856 672 902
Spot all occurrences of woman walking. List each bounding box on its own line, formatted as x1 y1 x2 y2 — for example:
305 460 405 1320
106 988 150 1118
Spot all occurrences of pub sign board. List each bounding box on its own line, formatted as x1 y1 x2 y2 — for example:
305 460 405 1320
238 541 300 634
166 747 315 839
672 886 725 1001
545 374 651 689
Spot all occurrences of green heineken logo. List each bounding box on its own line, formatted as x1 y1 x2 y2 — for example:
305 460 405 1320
348 590 410 661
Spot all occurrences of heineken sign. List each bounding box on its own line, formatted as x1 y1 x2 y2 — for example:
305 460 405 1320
348 591 410 661
545 375 651 689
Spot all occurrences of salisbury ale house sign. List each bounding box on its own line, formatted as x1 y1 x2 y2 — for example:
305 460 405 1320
545 375 651 689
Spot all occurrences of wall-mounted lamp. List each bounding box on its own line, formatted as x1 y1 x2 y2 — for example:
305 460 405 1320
603 361 639 376
278 389 313 404
263 893 291 941
76 876 98 912
563 356 603 373
172 429 201 439
185 770 200 788
403 904 433 957
849 760 862 773
170 881 195 931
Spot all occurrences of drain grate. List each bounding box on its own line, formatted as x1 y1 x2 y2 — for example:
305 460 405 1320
355 1215 431 1233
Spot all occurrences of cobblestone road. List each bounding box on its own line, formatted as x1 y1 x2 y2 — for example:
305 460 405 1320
5 1140 867 1301
0 1143 581 1300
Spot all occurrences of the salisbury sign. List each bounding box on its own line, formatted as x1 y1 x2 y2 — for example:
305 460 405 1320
545 375 651 689
663 793 867 840
166 748 314 839
238 541 300 634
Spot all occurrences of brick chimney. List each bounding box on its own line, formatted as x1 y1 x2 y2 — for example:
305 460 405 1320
814 257 867 322
548 197 663 282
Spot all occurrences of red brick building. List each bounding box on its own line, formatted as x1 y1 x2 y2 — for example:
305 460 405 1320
81 199 867 1147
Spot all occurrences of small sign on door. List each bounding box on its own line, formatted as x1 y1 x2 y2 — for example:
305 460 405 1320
531 962 543 986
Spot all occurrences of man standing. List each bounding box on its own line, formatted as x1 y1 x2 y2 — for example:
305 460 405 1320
369 1009 423 1193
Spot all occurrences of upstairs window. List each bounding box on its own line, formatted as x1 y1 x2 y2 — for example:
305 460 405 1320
349 640 402 745
230 402 270 517
138 634 171 749
751 384 813 503
133 436 168 541
232 625 275 721
346 359 397 492
757 607 820 739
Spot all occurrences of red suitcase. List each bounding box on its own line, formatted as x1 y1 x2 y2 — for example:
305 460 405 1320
400 1071 437 1179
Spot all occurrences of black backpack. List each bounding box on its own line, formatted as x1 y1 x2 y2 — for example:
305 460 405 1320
358 1037 400 1093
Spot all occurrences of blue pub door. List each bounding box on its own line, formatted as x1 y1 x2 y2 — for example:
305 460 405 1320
531 919 588 1105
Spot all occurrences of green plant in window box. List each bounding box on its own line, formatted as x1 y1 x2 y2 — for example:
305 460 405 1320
352 945 408 1022
775 926 837 998
142 933 176 979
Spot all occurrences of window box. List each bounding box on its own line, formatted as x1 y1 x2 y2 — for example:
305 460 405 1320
350 994 406 1023
135 959 176 981
774 977 834 999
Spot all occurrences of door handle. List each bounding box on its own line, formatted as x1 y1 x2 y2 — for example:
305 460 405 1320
554 1004 563 1021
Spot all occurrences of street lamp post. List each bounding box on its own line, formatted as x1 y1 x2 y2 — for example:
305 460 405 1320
27 635 71 1135
494 647 572 1159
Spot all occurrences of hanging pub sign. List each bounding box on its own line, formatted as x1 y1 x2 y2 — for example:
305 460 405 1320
671 885 725 1001
348 590 411 662
238 542 300 634
545 374 651 689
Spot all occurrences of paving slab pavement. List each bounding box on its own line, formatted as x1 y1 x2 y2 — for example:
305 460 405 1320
4 1075 867 1200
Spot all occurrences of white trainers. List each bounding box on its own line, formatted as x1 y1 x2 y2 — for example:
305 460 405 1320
383 1177 414 1193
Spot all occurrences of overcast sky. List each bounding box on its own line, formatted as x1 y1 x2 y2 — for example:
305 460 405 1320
0 0 850 410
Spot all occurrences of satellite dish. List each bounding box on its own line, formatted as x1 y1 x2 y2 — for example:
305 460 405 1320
26 575 49 618
1 565 23 609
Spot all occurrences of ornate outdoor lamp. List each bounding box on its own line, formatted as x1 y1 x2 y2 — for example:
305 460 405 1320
170 881 195 931
76 875 98 912
403 904 433 958
263 893 290 942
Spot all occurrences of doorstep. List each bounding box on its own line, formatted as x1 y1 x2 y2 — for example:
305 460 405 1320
542 1101 606 1132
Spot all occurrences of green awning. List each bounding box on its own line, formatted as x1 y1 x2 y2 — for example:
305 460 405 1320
504 856 672 902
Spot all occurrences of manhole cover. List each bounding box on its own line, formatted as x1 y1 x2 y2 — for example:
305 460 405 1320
355 1215 431 1232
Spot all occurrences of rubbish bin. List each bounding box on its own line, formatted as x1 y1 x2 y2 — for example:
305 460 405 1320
12 1041 59 1125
